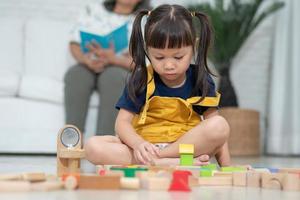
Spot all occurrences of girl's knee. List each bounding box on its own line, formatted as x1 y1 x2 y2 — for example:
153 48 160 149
206 115 230 142
84 136 98 157
84 136 106 159
84 136 119 159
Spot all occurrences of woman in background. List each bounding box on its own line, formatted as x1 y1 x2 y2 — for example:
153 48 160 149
65 0 151 135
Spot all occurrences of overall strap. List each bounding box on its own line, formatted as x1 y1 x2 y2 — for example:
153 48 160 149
138 66 155 124
187 92 221 107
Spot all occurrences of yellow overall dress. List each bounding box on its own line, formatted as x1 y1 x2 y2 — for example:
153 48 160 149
131 66 221 143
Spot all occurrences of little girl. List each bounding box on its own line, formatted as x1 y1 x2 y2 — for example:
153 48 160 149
85 4 231 167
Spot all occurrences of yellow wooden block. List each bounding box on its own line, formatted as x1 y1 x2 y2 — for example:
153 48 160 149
179 144 194 154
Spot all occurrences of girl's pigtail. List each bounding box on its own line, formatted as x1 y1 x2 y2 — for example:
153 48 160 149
128 10 149 104
193 12 213 99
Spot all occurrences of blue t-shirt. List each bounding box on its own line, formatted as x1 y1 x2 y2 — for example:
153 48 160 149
116 64 217 115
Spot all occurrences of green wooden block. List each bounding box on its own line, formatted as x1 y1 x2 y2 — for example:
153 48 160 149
201 164 217 170
180 154 193 166
221 166 246 172
110 167 148 177
200 169 213 177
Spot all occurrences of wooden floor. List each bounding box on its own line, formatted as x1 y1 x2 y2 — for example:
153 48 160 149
0 155 299 200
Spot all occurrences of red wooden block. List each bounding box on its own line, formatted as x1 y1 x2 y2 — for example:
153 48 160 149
168 170 192 192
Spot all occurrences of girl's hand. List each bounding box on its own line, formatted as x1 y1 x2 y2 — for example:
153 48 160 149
133 141 160 165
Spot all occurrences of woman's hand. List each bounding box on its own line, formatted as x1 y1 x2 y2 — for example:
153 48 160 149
86 41 116 66
133 141 160 165
82 52 107 73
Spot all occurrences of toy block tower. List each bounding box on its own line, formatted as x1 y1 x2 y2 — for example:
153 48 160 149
179 144 194 166
57 125 85 177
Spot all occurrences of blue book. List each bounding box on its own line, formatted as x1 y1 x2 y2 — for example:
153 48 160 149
80 23 128 54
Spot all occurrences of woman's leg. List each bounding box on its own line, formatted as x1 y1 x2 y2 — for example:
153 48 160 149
64 64 96 133
84 135 136 165
158 115 230 158
96 66 128 135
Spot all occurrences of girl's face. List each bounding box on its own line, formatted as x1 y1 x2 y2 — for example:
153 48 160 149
148 45 193 88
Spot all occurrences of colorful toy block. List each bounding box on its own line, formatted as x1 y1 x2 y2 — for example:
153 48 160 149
110 167 148 177
57 125 85 177
169 170 192 192
200 169 214 177
201 164 217 171
180 154 194 166
221 166 246 172
179 144 194 154
179 144 194 166
78 174 121 190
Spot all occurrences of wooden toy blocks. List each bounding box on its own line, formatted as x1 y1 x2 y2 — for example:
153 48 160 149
198 176 233 186
57 125 85 177
78 174 121 190
179 144 194 166
233 172 247 186
169 170 192 191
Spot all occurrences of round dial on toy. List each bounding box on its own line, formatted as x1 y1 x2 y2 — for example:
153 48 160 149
60 127 80 148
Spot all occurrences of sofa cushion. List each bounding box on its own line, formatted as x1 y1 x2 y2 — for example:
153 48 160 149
24 18 75 81
19 75 63 104
0 70 20 96
20 18 76 103
19 74 99 105
0 18 23 96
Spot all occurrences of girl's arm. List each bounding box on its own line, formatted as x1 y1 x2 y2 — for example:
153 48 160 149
115 108 145 149
115 108 159 164
203 108 231 167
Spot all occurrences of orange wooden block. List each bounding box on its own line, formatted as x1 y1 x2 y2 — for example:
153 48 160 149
78 174 121 190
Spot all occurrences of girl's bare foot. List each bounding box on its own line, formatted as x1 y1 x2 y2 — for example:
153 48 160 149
150 154 210 166
193 154 210 166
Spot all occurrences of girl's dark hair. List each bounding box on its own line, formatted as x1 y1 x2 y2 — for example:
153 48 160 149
128 4 213 104
103 0 151 13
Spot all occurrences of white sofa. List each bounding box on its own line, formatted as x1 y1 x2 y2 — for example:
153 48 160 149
0 17 98 153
